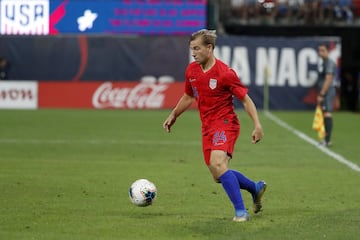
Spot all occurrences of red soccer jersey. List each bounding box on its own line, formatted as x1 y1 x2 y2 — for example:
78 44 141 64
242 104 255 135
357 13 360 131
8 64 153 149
185 59 248 133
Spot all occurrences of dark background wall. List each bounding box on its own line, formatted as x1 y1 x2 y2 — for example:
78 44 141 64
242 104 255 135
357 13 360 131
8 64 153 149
223 24 360 111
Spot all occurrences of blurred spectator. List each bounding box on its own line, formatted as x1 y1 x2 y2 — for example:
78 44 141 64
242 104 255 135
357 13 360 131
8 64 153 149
231 0 248 23
289 0 305 22
0 57 9 80
231 0 260 24
259 0 277 24
319 0 335 23
302 0 321 24
217 0 232 32
225 0 359 25
275 0 304 23
334 0 353 24
275 0 291 23
342 70 358 111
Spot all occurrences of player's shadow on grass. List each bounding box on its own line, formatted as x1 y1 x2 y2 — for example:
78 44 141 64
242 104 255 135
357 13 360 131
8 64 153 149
125 210 180 219
183 214 267 237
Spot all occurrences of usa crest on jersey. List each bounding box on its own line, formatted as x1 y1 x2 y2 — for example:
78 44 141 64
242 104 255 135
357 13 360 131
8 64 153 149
209 79 217 90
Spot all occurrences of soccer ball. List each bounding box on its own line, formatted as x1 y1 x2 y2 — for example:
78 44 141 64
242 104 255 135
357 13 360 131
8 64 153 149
129 179 157 207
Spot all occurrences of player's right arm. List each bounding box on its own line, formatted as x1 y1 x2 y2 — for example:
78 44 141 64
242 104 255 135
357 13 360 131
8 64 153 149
163 93 195 133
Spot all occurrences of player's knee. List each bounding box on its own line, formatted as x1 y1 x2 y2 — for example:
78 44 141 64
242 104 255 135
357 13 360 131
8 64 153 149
208 150 229 179
209 160 225 168
209 161 227 175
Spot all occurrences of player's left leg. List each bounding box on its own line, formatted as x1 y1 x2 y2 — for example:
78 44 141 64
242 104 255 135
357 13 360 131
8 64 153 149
208 150 248 222
230 170 267 213
230 170 256 193
322 87 336 146
323 112 333 146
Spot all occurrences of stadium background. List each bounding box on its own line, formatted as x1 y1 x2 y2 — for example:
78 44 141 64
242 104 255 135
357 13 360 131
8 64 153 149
0 0 359 111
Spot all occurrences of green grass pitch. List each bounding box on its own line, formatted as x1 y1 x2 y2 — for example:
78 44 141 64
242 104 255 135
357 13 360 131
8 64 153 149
0 109 359 240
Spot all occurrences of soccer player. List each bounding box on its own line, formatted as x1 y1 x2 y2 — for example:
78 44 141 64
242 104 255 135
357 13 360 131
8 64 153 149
317 43 337 147
162 29 266 222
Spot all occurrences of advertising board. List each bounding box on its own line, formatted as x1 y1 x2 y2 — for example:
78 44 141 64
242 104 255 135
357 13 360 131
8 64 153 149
0 0 49 35
38 81 194 109
0 0 207 35
0 81 38 109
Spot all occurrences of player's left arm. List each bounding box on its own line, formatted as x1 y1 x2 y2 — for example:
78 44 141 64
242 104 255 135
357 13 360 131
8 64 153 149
318 60 335 104
227 69 264 144
317 73 333 103
241 95 264 144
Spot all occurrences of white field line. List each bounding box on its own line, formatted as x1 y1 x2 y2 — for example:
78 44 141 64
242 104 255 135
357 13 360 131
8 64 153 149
265 111 360 172
0 138 200 146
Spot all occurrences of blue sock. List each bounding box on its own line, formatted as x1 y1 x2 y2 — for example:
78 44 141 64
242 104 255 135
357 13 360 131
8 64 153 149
231 170 256 194
219 170 245 211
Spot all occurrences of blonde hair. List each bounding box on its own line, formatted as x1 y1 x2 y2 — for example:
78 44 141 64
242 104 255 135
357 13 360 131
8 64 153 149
189 29 217 49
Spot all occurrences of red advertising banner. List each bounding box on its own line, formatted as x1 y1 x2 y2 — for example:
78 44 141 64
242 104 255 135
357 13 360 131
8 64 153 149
38 81 195 109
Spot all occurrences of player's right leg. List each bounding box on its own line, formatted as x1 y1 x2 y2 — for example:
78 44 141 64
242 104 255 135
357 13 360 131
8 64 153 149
207 150 249 222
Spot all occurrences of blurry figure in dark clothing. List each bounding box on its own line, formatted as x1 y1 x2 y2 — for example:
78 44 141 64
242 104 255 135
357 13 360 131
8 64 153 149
0 57 9 80
342 71 358 111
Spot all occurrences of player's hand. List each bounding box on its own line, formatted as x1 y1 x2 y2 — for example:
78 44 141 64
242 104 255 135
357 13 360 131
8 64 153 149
252 125 264 144
317 95 324 105
163 114 176 133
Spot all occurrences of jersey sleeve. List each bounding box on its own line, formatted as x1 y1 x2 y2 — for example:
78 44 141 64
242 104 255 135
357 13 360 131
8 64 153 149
325 59 336 75
226 69 248 100
184 66 194 97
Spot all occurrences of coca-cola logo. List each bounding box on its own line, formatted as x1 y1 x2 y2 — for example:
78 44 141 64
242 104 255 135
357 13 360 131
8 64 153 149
92 82 169 109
